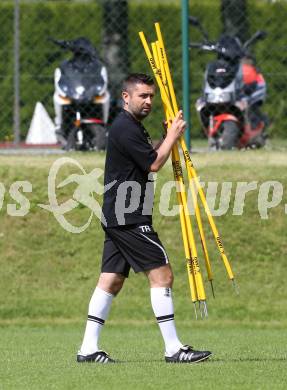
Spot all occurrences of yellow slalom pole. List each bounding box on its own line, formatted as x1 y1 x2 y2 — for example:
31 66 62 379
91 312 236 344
150 36 207 311
139 31 207 313
189 174 215 297
151 42 161 81
154 22 235 285
149 35 205 305
139 32 174 120
156 40 169 98
171 149 198 307
155 23 178 118
152 41 198 306
154 23 214 297
169 137 205 307
182 151 235 282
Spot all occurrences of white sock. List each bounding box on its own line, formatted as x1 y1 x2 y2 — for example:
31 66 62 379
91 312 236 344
79 287 114 355
150 287 183 356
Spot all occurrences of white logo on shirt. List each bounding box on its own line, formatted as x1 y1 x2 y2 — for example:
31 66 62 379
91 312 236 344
139 225 151 233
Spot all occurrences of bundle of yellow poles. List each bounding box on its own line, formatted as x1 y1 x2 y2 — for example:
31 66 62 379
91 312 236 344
139 23 236 318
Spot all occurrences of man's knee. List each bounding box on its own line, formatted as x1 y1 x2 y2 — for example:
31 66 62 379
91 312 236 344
146 264 174 288
97 273 125 295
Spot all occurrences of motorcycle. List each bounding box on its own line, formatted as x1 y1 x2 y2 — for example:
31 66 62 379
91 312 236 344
51 37 110 151
189 16 268 150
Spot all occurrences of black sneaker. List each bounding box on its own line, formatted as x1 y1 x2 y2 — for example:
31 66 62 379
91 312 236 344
165 345 212 363
77 350 115 363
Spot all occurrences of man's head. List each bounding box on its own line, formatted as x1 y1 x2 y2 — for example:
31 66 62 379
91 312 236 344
122 73 156 121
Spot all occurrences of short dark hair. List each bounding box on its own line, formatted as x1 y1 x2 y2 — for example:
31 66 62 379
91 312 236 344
122 73 155 93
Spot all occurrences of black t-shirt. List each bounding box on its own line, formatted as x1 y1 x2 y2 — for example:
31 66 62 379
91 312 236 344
102 110 158 227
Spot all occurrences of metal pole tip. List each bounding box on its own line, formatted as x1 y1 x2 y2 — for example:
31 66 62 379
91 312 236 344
232 279 239 295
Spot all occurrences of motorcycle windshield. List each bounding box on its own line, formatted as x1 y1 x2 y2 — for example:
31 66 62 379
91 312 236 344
207 59 238 89
59 59 105 101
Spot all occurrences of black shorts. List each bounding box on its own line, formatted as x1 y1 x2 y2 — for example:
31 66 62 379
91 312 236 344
101 224 169 277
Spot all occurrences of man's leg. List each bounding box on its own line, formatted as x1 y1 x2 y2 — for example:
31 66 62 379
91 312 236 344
146 264 212 363
146 264 183 356
77 273 125 361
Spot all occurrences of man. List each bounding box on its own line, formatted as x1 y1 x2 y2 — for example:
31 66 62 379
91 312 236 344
77 73 212 364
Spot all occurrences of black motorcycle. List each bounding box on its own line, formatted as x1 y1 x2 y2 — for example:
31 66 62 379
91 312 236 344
51 37 110 151
189 17 268 150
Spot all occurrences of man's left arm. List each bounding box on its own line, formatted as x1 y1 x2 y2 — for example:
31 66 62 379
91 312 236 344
154 136 165 150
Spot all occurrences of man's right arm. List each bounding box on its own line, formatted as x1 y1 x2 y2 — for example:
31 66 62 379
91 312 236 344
150 111 186 172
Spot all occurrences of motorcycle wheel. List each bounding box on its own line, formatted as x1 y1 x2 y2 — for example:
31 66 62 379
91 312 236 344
87 124 107 151
219 121 240 150
246 133 266 149
64 126 78 151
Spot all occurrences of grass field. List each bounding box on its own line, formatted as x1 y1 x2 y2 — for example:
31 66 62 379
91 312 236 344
0 142 286 389
1 324 286 390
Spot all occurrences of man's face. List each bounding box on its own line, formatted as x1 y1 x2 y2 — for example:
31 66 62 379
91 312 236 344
122 83 156 120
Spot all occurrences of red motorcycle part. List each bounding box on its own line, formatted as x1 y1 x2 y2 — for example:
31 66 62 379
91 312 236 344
81 118 105 125
238 121 265 148
209 113 239 137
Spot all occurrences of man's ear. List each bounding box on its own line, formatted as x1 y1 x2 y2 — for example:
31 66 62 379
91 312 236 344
122 91 129 105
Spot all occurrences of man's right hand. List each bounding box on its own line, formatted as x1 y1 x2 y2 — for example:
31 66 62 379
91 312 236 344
150 110 187 173
166 110 186 142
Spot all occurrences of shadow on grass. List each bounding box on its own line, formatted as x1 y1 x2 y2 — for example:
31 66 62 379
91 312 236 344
111 356 286 364
213 357 286 362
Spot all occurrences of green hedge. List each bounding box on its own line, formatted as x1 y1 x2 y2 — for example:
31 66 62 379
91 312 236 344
0 1 286 140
